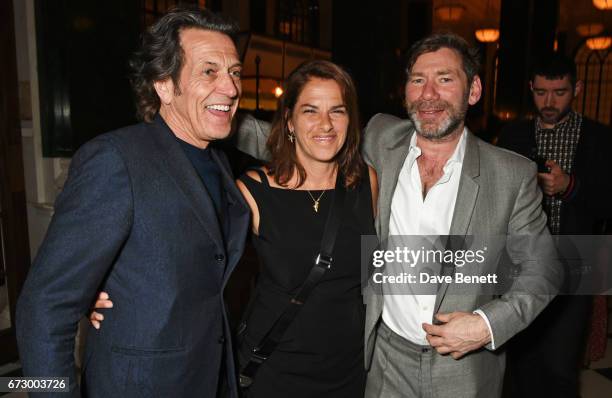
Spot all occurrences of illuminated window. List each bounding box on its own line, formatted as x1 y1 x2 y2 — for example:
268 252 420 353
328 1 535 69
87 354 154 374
575 42 612 125
276 0 319 46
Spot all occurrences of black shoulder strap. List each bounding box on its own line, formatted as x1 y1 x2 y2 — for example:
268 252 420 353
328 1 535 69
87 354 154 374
239 168 269 187
251 168 269 187
239 172 347 388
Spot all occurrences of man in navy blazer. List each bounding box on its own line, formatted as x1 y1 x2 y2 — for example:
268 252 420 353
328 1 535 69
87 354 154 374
16 8 248 397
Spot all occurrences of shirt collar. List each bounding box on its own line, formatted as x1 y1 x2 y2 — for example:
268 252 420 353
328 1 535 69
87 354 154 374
155 113 212 158
536 110 577 133
175 134 212 161
409 127 468 168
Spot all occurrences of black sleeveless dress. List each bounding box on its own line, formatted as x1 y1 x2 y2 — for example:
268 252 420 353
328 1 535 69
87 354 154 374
238 169 376 398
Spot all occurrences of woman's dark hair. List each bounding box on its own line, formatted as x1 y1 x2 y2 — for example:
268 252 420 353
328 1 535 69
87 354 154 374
267 60 365 189
130 7 238 122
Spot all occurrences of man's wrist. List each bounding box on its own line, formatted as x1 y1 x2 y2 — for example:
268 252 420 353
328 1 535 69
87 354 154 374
559 173 575 199
473 310 495 349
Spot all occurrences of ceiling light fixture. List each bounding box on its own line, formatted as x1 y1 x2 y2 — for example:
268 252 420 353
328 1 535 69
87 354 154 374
475 28 500 43
576 23 605 37
593 0 612 10
475 0 500 43
435 4 465 22
586 35 612 50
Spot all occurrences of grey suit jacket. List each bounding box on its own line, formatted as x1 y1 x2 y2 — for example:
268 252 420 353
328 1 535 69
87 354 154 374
234 112 561 396
362 113 561 396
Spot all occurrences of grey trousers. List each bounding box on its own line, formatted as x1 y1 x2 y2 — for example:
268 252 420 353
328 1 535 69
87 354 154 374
365 321 435 398
365 321 504 398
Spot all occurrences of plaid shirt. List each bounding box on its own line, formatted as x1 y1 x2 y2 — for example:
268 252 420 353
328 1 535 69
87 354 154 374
535 111 582 234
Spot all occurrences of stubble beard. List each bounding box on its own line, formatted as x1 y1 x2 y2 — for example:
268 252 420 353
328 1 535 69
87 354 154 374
538 105 572 126
407 94 469 141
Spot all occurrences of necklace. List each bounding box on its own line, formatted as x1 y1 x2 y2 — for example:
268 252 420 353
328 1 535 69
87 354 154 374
306 190 326 213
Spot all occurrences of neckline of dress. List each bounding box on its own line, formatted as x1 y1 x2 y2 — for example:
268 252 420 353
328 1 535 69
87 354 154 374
244 173 336 192
267 185 335 192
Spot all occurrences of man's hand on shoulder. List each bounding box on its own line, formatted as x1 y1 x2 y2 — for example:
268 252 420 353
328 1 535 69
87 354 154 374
422 312 491 359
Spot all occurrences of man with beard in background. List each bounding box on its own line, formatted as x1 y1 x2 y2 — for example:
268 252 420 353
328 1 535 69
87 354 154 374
498 54 612 398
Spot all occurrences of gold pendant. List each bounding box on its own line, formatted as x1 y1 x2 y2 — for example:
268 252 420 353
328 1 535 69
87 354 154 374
307 190 325 213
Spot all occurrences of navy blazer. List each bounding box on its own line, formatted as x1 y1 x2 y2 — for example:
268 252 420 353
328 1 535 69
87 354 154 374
16 116 249 397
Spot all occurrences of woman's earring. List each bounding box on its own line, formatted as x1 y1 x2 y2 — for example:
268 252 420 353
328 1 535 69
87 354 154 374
288 131 295 143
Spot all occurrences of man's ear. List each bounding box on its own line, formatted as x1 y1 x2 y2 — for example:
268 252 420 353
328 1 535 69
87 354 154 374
529 80 534 92
154 79 175 106
468 75 482 105
573 80 584 98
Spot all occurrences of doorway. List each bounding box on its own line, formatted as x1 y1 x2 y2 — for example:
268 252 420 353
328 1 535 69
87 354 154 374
0 0 32 365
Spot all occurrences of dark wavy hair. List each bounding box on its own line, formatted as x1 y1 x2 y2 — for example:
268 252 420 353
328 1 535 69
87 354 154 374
130 7 238 122
267 60 365 189
405 33 481 85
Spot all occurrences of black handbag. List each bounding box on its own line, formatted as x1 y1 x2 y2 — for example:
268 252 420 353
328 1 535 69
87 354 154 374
237 172 347 390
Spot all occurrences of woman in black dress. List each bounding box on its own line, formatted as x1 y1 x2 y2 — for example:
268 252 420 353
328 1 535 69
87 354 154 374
91 60 377 397
234 60 377 397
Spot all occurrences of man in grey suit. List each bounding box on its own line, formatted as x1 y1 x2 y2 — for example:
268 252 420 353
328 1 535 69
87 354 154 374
360 34 560 398
235 33 560 398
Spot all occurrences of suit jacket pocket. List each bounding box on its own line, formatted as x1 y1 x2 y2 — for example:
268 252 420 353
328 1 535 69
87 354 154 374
111 345 186 356
110 345 187 397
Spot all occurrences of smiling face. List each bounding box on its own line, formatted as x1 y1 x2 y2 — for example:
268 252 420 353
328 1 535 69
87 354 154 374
155 28 242 147
405 47 481 140
287 78 349 167
530 75 578 128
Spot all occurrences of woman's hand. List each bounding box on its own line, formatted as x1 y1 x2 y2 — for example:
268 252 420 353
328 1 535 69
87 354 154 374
89 291 113 329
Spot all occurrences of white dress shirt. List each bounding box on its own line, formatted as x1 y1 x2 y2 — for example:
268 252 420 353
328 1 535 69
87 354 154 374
381 128 493 348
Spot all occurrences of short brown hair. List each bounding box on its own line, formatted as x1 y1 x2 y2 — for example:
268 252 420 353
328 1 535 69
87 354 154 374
267 60 364 189
406 33 481 84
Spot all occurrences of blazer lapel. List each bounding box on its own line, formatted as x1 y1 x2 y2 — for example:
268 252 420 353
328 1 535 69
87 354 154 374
210 149 249 283
379 128 415 242
449 132 480 237
149 117 225 251
434 131 480 314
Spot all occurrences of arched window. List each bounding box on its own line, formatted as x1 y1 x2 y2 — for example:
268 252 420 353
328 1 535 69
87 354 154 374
276 0 319 46
574 42 612 125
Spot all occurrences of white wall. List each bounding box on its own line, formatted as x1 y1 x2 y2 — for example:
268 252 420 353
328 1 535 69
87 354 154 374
13 0 70 260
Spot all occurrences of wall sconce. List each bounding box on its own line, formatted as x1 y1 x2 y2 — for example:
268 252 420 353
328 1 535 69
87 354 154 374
274 85 284 98
495 110 515 120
